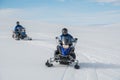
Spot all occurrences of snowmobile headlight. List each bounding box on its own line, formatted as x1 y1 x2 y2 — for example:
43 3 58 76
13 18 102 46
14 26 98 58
63 45 69 49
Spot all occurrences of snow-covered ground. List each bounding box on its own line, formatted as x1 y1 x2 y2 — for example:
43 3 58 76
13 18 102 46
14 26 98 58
0 23 120 80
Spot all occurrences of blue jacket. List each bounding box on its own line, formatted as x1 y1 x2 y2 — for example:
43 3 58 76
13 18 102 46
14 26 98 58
14 25 24 32
60 34 74 45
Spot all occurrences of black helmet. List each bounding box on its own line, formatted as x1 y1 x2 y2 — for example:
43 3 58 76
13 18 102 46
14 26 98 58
16 21 20 25
62 28 68 35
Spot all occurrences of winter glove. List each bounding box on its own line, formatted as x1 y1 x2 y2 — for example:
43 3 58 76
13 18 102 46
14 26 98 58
74 38 78 42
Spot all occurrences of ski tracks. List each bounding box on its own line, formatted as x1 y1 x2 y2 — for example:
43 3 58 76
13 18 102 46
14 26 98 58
78 52 98 80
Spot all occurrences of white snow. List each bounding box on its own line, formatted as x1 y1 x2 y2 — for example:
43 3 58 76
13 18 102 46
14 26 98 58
0 23 120 80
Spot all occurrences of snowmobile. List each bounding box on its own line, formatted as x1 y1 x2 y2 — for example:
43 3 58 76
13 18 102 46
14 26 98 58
45 37 80 69
12 28 32 40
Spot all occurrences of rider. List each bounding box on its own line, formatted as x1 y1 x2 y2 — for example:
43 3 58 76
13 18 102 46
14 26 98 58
14 21 24 33
14 21 26 38
60 28 75 45
54 28 77 59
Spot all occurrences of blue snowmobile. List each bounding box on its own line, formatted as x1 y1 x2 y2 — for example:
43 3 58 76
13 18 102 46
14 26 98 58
12 28 32 40
45 36 80 69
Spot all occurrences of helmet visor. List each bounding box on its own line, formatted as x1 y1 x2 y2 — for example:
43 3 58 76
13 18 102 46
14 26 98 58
62 30 67 35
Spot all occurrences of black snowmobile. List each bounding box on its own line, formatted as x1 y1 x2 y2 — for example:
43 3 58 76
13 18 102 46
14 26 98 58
12 28 32 40
45 37 80 69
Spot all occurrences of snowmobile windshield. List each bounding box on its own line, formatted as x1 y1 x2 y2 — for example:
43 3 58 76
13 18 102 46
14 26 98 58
61 36 71 45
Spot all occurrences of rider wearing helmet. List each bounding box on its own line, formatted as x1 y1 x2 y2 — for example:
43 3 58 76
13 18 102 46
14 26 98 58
14 21 26 39
60 28 75 45
14 21 24 33
54 28 76 59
